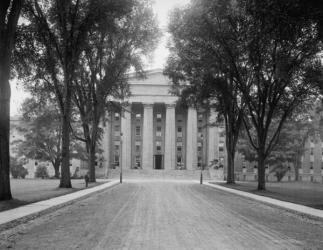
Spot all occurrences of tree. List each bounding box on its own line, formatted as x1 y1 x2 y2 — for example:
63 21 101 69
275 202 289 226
165 0 246 183
73 0 159 182
34 165 49 179
238 0 322 190
17 0 133 188
11 97 87 178
0 0 24 200
10 157 28 179
238 101 320 182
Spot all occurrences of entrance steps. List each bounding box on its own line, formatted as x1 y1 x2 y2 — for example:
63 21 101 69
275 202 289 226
105 169 211 180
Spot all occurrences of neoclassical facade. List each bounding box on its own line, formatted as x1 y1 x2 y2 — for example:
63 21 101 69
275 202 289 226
101 69 224 171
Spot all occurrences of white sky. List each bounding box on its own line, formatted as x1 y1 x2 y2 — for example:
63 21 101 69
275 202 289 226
10 0 190 116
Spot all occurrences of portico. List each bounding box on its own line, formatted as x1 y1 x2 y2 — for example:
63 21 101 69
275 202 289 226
102 69 221 171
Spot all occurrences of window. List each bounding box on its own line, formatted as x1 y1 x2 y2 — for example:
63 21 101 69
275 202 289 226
135 155 141 168
177 119 182 123
311 148 314 155
156 126 162 137
219 146 224 152
198 127 202 133
35 161 38 166
156 141 162 151
135 141 141 152
177 142 182 151
115 113 120 121
197 142 202 151
114 155 119 166
156 113 162 122
177 156 183 168
114 125 120 136
177 126 182 137
114 141 120 152
135 126 141 136
135 113 141 120
197 156 202 167
310 162 314 169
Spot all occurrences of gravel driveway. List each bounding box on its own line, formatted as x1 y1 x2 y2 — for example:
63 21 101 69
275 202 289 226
0 180 322 249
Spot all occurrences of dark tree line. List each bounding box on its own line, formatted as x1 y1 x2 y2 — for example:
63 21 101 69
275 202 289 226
0 0 159 200
0 0 24 200
165 0 323 190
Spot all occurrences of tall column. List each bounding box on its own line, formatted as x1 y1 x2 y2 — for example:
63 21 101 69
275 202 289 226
207 109 218 165
186 107 197 170
164 104 176 170
102 118 111 177
142 103 154 169
121 105 132 169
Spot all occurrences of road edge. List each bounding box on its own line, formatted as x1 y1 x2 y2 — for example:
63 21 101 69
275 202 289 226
0 180 120 231
204 182 323 220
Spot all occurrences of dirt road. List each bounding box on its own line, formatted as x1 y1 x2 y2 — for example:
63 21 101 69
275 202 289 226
0 181 322 249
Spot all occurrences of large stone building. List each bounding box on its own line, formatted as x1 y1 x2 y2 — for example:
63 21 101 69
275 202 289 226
101 69 223 173
101 69 323 183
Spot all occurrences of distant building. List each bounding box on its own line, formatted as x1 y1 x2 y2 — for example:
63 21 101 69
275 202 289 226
101 69 223 172
10 116 82 178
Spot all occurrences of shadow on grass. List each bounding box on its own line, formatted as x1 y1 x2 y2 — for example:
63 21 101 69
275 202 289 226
0 199 29 212
0 181 105 213
215 182 323 210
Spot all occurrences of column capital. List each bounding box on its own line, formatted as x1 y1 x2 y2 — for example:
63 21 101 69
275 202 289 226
188 106 197 110
165 103 176 109
143 103 154 108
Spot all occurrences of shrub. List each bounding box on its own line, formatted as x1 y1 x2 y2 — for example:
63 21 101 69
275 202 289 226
270 165 288 182
11 164 28 179
35 165 49 179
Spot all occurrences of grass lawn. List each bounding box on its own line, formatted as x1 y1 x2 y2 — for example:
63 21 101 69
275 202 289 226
216 181 323 210
0 179 107 212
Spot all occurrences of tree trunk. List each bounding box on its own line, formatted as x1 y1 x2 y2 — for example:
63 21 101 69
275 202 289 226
257 151 266 190
225 112 239 184
53 160 60 179
0 66 12 200
226 129 235 184
88 145 96 182
294 153 301 181
59 88 72 188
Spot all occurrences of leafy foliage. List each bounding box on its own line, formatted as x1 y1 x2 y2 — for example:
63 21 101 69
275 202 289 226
238 100 322 180
0 0 24 200
10 157 28 179
11 97 87 178
72 0 160 181
165 0 245 183
35 165 49 179
14 0 141 187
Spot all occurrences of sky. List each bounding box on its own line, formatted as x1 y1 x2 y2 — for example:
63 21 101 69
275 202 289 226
10 0 190 116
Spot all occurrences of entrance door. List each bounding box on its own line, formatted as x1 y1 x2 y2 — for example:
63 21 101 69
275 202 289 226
154 155 163 169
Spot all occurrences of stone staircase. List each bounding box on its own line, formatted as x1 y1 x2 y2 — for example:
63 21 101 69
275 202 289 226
105 169 211 180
